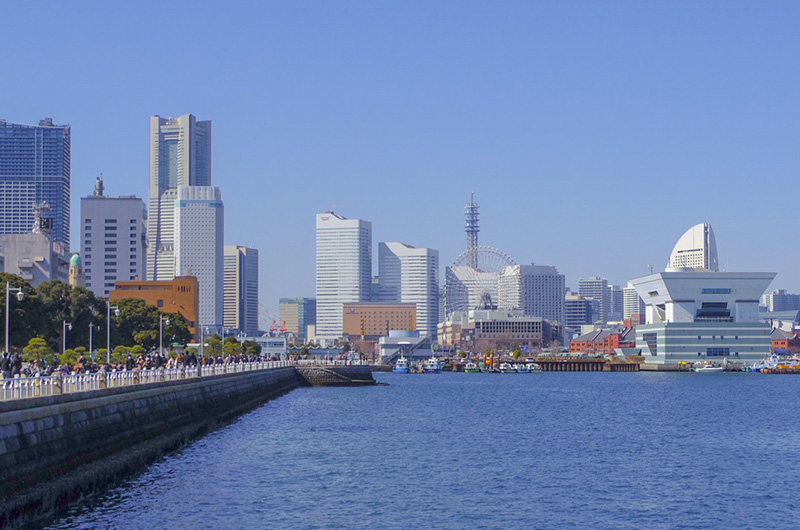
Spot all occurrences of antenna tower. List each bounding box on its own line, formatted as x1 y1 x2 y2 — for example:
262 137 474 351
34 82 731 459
465 193 479 268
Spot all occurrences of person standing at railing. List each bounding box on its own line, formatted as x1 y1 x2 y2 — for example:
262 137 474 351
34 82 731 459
11 353 21 378
1 353 10 379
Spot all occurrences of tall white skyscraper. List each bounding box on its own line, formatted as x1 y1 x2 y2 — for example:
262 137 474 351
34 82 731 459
223 245 259 335
378 242 439 338
623 282 645 324
146 114 211 281
668 222 719 271
174 185 223 327
498 264 565 324
315 212 372 340
80 176 147 298
578 276 609 324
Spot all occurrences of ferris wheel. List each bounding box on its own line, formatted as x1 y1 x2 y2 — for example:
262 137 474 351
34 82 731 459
445 246 516 315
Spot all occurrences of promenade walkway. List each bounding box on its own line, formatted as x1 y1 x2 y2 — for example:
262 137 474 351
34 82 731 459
0 359 369 401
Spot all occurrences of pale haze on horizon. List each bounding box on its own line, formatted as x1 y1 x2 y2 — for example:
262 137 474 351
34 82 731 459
3 1 798 315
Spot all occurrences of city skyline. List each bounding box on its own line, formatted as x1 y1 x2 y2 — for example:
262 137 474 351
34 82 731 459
4 2 797 311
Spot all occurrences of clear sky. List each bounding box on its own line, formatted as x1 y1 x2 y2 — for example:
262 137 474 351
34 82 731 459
4 1 799 316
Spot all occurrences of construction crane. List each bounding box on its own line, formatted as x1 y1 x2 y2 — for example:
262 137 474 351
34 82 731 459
258 302 285 336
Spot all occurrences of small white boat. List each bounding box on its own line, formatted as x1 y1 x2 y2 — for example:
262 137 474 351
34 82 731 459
464 362 480 373
692 362 724 373
393 356 409 374
526 362 543 373
498 363 516 373
515 363 530 373
424 356 441 374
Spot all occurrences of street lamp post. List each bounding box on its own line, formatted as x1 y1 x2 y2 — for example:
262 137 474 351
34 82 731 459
106 300 120 364
89 322 95 361
159 315 170 357
4 281 24 355
62 320 73 354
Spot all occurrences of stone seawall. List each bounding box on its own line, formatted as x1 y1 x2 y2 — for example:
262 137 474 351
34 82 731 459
0 367 300 529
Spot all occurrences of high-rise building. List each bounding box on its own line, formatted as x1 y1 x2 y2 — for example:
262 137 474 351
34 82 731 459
0 118 71 246
579 276 609 324
564 289 595 333
174 185 223 327
279 298 316 340
762 289 800 312
668 222 719 271
315 212 372 341
607 284 624 321
80 176 147 298
223 245 259 335
146 114 211 281
623 282 645 324
378 242 439 338
498 264 565 324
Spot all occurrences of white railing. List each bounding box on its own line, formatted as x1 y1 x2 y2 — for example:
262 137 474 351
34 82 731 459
0 360 311 402
0 359 372 401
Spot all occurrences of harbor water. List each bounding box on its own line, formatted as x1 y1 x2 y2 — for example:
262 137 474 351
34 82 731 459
48 371 800 529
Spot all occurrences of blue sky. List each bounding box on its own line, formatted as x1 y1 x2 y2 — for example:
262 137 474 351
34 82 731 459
3 1 799 314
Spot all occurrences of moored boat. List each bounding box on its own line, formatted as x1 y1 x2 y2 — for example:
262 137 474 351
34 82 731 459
498 362 516 373
393 356 409 374
692 362 724 373
424 356 441 374
464 362 480 373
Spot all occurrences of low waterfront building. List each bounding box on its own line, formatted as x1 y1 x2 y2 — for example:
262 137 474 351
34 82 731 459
629 269 774 365
568 327 636 356
438 309 562 353
110 276 199 340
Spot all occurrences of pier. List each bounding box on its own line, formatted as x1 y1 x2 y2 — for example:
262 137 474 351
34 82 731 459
0 361 374 529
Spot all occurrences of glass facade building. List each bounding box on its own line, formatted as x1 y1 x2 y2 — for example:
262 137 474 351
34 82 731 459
0 118 71 246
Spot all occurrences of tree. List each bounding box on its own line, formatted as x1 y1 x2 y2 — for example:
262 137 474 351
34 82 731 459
242 340 262 357
0 273 44 352
111 345 131 364
223 338 242 357
23 337 56 364
205 335 223 357
36 280 105 353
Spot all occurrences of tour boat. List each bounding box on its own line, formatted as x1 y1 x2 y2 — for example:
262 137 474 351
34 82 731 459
424 356 441 374
393 356 409 374
464 362 480 373
692 362 724 373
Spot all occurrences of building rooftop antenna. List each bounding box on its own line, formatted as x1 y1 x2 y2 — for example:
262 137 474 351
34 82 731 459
465 193 479 268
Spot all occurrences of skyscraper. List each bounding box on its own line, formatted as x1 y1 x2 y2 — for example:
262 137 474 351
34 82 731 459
81 176 147 298
279 298 316 340
223 245 259 335
146 114 211 281
0 118 71 246
623 282 645 324
315 212 372 341
499 264 565 324
378 242 439 338
174 185 224 327
578 276 609 324
668 222 719 271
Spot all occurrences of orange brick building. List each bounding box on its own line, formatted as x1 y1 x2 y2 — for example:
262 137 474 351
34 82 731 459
569 328 636 355
110 276 199 340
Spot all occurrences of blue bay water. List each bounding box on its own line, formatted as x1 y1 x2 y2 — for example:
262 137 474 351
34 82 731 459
47 372 800 529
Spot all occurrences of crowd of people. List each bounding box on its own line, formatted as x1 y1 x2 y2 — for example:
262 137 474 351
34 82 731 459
0 350 282 380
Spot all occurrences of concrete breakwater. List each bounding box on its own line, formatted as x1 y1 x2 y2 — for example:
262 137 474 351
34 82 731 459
0 365 375 529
